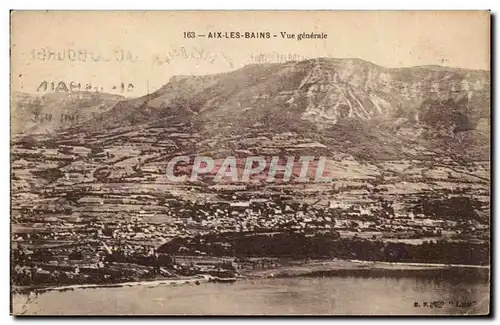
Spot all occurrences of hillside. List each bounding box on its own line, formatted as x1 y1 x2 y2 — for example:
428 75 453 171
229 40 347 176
59 58 487 163
78 58 488 127
11 91 125 134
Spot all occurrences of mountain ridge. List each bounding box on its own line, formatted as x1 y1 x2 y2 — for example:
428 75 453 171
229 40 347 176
79 57 489 131
11 58 490 162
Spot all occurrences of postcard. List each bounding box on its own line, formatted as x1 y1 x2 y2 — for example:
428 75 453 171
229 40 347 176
10 10 491 315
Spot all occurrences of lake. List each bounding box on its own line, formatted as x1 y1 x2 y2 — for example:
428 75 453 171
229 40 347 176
12 275 490 315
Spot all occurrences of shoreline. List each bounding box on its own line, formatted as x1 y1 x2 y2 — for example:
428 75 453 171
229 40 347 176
245 260 491 288
13 274 215 295
13 259 490 295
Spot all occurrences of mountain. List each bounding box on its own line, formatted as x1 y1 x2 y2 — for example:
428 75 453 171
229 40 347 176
82 58 489 127
11 58 490 163
70 58 489 161
11 91 126 134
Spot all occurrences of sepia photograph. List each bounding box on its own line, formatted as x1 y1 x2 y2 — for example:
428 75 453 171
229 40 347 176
9 10 491 316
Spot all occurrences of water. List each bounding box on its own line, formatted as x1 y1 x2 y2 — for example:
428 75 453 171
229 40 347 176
13 276 490 315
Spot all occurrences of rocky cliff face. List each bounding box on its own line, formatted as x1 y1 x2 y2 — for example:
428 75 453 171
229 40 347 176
297 60 489 126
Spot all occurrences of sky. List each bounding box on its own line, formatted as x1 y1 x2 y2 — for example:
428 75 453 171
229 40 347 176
10 10 490 97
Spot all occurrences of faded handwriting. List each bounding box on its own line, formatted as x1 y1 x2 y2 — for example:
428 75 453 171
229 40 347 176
153 46 232 68
28 48 139 63
36 81 134 93
250 52 313 64
30 111 106 124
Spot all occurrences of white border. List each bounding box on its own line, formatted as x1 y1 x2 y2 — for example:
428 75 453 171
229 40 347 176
1 1 498 324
